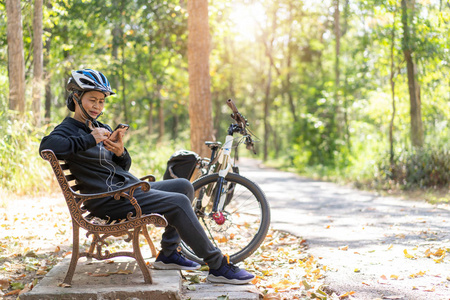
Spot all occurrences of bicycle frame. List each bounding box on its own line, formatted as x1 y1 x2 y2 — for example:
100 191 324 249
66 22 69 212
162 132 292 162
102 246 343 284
197 124 242 224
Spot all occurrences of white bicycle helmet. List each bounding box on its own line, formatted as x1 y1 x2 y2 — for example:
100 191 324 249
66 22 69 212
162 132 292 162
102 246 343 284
66 69 115 112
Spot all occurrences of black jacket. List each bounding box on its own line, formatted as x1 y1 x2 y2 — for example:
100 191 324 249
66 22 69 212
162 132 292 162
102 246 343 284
39 117 140 212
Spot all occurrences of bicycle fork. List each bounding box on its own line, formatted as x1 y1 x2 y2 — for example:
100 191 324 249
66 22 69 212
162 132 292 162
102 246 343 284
211 135 234 225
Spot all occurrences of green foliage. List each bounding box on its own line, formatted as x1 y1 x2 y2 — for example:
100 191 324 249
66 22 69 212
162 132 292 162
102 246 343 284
0 112 54 195
1 0 449 197
373 146 450 190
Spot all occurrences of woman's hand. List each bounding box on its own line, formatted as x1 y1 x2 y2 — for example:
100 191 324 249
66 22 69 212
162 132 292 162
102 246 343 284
103 132 125 157
91 127 111 144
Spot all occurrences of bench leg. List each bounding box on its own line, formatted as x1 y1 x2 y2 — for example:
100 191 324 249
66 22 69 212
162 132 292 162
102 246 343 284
141 225 157 257
63 222 80 285
133 226 152 284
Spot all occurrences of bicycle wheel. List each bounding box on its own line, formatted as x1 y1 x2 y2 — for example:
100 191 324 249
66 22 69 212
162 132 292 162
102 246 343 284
181 172 270 264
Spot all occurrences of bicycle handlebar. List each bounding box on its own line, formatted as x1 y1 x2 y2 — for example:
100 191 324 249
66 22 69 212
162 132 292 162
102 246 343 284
226 99 256 154
226 99 247 127
226 98 239 115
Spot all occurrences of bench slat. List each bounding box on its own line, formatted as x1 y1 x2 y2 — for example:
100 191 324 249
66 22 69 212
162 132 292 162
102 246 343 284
60 163 70 170
71 184 81 192
65 174 77 182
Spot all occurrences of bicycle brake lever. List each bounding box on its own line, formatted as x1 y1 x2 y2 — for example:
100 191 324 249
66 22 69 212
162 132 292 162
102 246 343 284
245 136 256 154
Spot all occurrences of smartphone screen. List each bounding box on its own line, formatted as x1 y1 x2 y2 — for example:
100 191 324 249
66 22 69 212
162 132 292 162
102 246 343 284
110 124 129 141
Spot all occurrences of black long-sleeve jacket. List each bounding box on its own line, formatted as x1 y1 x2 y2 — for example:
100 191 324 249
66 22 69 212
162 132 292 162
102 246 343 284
39 117 140 212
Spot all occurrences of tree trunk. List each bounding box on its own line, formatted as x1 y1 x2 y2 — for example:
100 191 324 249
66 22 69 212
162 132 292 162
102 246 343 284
6 0 26 114
187 0 213 157
263 64 272 162
389 7 398 166
401 0 424 147
334 0 341 133
157 89 164 143
148 100 154 135
44 35 51 121
121 43 129 123
285 2 298 123
32 0 44 125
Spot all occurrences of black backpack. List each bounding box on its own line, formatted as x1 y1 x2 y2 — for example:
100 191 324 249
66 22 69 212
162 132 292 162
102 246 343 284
163 150 201 181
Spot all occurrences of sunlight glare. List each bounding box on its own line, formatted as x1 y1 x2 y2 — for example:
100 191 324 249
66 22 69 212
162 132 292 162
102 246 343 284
229 2 266 42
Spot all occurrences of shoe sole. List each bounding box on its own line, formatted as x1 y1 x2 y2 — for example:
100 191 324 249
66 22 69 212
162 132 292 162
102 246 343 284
153 261 201 270
207 274 254 285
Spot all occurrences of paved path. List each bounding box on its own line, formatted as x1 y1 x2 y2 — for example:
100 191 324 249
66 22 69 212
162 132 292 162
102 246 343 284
238 158 450 300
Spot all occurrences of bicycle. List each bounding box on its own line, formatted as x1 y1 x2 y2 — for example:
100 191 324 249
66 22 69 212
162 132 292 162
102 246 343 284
180 99 271 264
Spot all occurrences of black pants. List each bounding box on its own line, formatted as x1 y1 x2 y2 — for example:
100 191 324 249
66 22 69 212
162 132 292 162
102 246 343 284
91 178 223 269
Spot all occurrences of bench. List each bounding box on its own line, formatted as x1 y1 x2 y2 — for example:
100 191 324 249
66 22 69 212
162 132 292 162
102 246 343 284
40 149 167 285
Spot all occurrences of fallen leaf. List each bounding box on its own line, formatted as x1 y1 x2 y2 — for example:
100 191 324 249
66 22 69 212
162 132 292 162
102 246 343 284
339 245 349 251
87 272 110 277
424 286 436 292
0 279 10 289
187 275 201 284
409 271 426 278
3 290 21 296
36 269 48 275
263 294 282 300
339 291 355 298
387 244 393 250
115 269 133 275
267 279 297 291
58 282 71 288
19 286 31 295
11 282 24 290
403 249 415 259
390 274 399 280
302 279 312 290
380 275 387 280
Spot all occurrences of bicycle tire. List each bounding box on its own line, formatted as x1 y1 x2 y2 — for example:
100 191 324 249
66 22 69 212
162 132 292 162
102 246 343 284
180 172 270 264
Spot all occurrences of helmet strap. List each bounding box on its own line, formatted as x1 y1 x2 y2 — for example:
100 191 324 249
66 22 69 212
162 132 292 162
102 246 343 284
73 92 101 128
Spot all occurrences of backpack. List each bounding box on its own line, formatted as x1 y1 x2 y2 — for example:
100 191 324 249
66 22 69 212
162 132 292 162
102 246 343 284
163 150 201 181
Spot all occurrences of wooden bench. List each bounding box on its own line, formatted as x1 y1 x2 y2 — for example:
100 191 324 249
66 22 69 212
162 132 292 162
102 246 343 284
40 149 167 285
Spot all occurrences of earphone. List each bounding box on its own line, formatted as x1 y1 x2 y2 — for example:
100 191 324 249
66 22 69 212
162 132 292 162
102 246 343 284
89 121 125 192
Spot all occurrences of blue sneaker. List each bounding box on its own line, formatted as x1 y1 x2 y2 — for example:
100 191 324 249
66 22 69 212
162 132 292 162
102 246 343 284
207 256 255 284
153 250 201 270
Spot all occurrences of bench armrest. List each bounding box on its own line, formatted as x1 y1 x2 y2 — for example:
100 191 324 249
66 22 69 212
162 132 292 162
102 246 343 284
140 175 156 182
74 181 150 219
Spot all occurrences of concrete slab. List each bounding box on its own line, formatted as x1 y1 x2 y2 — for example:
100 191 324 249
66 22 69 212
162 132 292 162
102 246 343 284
21 255 261 300
180 281 262 300
21 257 181 300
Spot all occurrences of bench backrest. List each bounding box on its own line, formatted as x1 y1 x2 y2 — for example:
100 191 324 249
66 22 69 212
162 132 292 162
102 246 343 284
41 149 80 194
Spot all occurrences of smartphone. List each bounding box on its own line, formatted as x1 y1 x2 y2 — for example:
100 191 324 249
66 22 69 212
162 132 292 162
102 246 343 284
114 123 130 133
109 123 129 141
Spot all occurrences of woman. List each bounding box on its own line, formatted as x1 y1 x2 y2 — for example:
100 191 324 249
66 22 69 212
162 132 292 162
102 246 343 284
39 69 254 285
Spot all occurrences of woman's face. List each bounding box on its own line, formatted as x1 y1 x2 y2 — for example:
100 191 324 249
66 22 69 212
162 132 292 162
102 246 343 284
74 90 105 120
